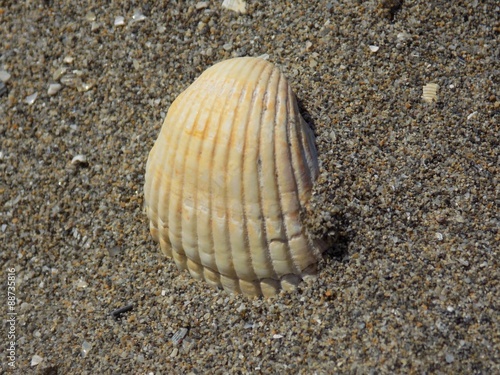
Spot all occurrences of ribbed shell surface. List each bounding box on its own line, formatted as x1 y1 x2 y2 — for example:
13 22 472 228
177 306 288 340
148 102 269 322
144 57 323 297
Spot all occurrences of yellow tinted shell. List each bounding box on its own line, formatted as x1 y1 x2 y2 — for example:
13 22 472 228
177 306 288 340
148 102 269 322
144 57 324 297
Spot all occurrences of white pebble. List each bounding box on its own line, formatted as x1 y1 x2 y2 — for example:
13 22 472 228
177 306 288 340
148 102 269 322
114 16 125 26
132 9 147 22
75 279 88 289
85 11 96 22
222 0 247 14
31 355 44 366
369 45 380 53
0 70 11 82
81 340 92 358
25 92 38 105
195 1 209 9
48 83 62 96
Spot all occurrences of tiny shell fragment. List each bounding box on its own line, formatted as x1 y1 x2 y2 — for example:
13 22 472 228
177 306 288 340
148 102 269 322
422 82 439 103
60 73 82 88
171 328 188 345
222 0 247 14
369 45 380 52
144 57 325 297
71 154 87 165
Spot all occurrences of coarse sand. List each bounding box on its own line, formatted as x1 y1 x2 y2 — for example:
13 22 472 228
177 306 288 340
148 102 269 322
1 1 498 373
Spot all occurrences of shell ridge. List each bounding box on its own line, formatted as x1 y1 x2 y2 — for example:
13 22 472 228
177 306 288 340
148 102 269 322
156 90 198 255
225 61 257 284
277 72 303 275
299 114 319 187
171 90 207 264
288 88 313 198
183 78 224 267
242 59 276 285
254 63 282 281
285 83 322 271
257 69 282 278
271 68 301 277
226 59 265 289
210 61 245 284
194 82 220 272
295 115 323 260
286 89 321 261
146 115 176 221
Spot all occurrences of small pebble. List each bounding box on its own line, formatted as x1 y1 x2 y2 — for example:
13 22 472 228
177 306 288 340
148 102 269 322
81 341 92 358
132 9 147 23
48 83 62 96
31 355 43 366
24 92 38 105
195 1 209 9
0 70 11 82
85 11 96 22
53 67 67 80
114 16 125 26
75 279 88 289
445 353 455 363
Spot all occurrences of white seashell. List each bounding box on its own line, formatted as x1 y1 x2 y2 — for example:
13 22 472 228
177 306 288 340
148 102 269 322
144 57 325 297
422 82 439 103
368 45 380 53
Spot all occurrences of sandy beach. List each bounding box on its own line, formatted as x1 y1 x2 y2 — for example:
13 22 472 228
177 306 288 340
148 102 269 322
1 1 498 373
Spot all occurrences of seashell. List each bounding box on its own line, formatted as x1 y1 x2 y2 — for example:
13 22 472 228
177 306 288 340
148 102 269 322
422 82 439 103
144 57 325 297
